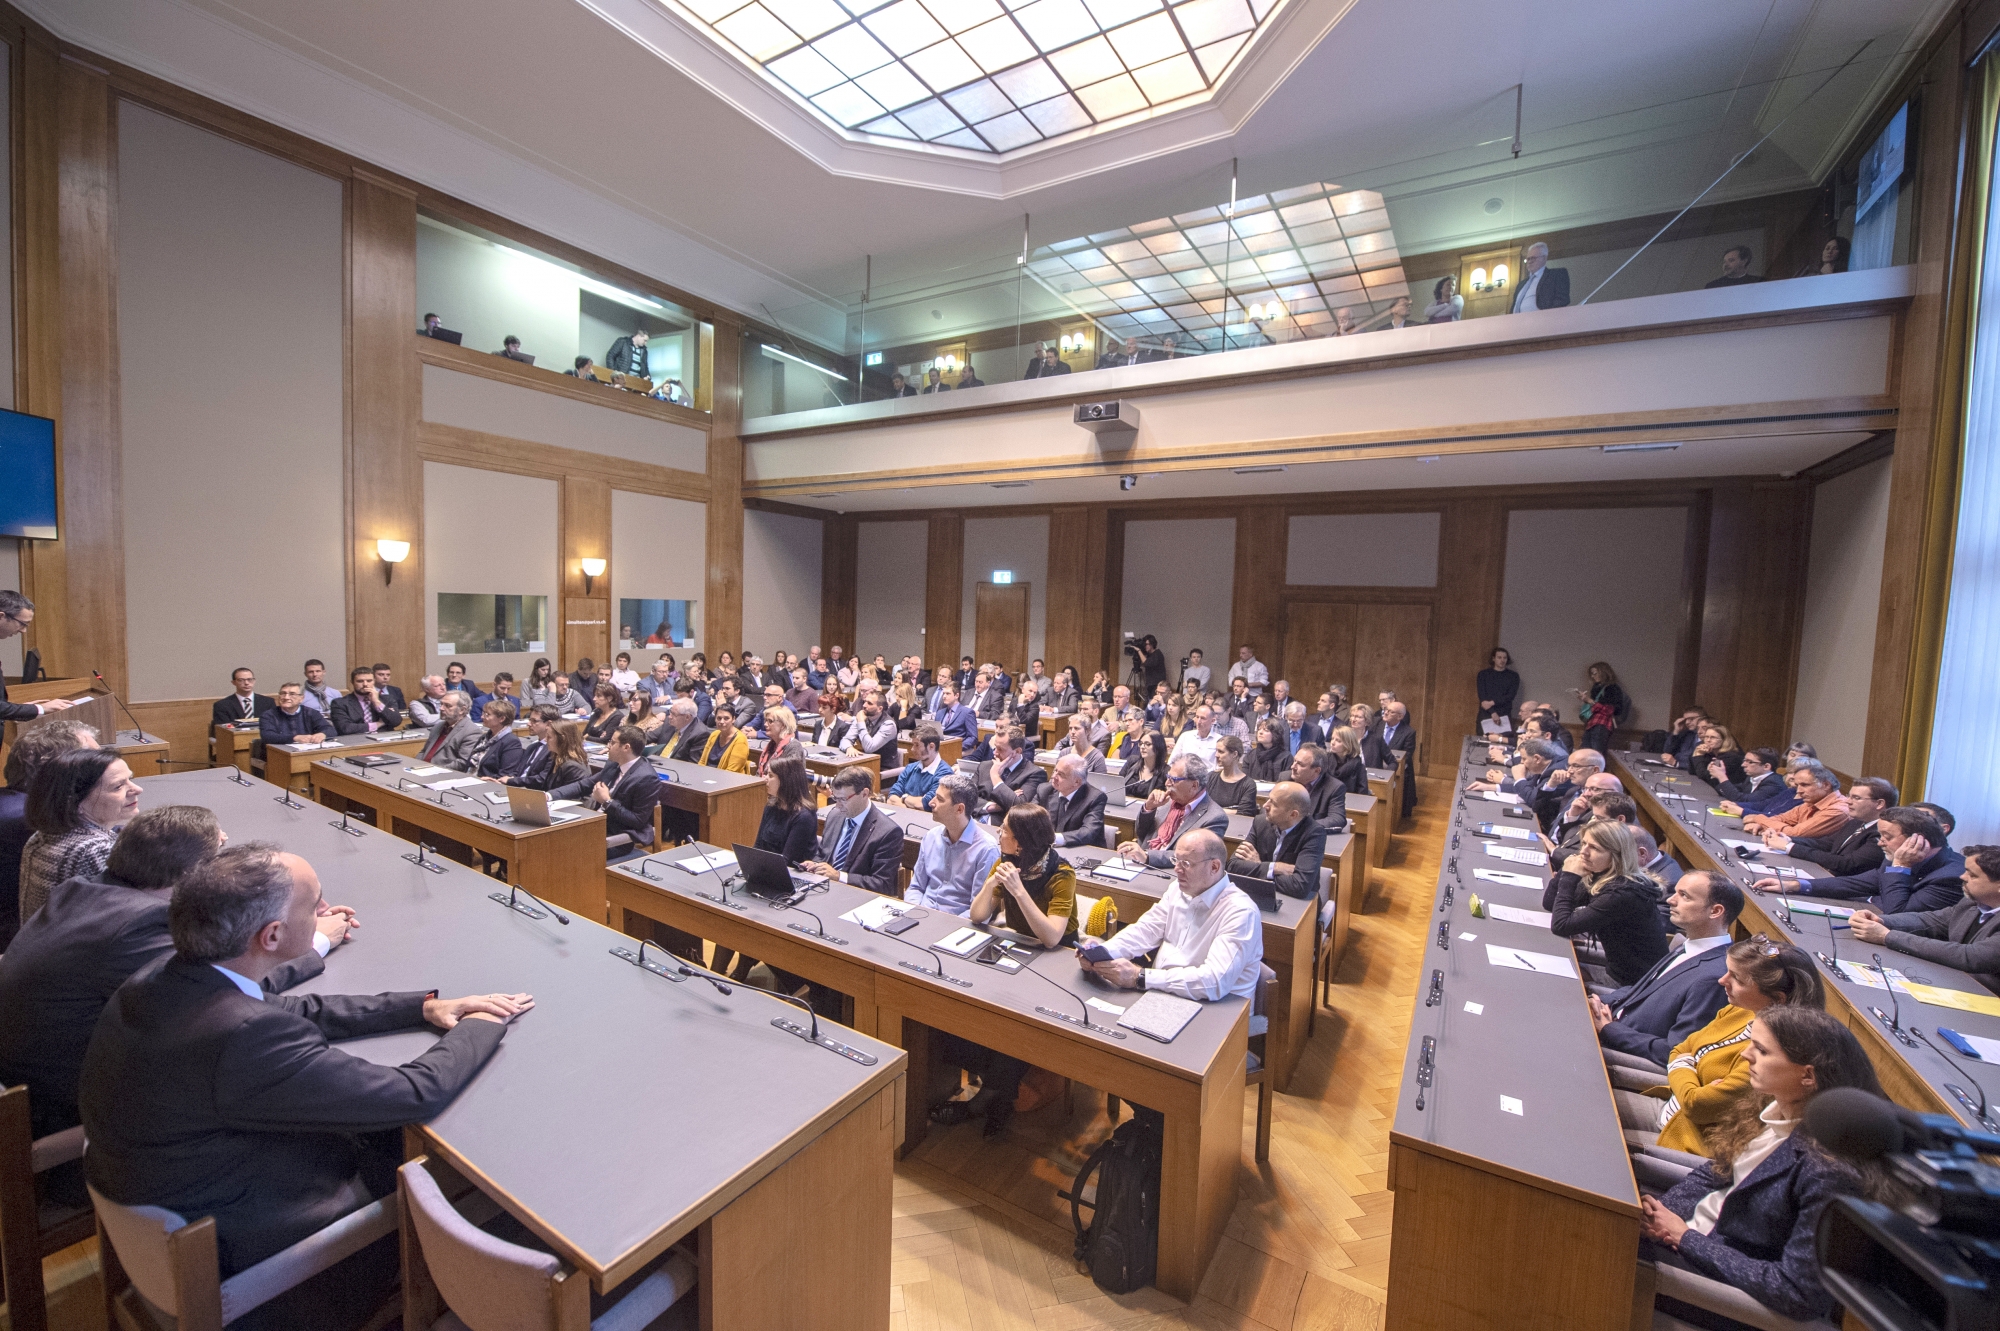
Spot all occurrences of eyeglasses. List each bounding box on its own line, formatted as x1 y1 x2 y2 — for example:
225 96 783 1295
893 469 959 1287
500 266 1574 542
1743 933 1783 958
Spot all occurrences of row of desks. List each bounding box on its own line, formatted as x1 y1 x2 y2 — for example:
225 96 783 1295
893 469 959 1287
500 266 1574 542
132 771 906 1328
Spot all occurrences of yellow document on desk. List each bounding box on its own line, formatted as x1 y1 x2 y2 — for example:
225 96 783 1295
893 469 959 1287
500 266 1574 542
1907 984 2000 1017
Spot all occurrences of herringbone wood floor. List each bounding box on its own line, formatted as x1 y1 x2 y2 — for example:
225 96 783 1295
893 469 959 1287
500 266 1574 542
888 784 1444 1331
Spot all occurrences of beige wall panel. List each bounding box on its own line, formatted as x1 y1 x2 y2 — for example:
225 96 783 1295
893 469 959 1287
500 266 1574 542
746 317 1895 481
741 507 821 660
1498 507 1686 732
421 362 706 472
1287 513 1441 586
854 520 927 664
117 103 345 702
1120 519 1235 686
424 462 558 682
612 487 708 667
961 515 1049 664
1794 458 1892 775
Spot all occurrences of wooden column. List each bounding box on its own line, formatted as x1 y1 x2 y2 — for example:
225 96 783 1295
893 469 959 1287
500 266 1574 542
561 475 612 670
1693 480 1812 750
13 32 65 672
706 318 744 657
1043 505 1109 679
1228 505 1283 674
923 511 963 664
820 513 857 657
47 53 126 691
346 170 423 683
1429 498 1508 772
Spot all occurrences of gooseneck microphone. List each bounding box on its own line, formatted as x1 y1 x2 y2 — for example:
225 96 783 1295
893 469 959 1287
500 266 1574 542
673 960 879 1063
1870 952 1917 1047
1908 1027 1997 1131
489 881 570 925
90 669 152 741
1019 952 1126 1039
863 916 972 988
690 844 745 911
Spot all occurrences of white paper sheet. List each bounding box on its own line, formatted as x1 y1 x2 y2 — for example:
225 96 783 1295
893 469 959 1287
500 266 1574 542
1479 790 1523 805
839 896 906 929
427 777 486 791
406 766 449 777
1483 844 1548 866
1956 1030 2000 1062
1479 716 1513 735
1720 838 1765 853
1485 904 1552 928
1086 858 1143 882
1656 791 1697 803
1777 896 1851 919
1835 960 1914 994
1474 867 1543 890
1476 824 1535 841
674 851 738 874
1485 944 1578 978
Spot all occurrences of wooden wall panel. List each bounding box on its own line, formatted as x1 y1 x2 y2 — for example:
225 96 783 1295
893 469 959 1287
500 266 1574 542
1693 480 1813 750
1042 504 1109 680
52 56 125 692
1431 498 1508 754
1229 504 1283 674
346 171 422 685
706 318 745 657
820 513 858 657
924 511 963 666
13 32 63 671
560 474 611 668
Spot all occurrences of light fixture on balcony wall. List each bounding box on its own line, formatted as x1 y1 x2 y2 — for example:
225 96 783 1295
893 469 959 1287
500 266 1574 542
580 558 606 595
375 539 410 586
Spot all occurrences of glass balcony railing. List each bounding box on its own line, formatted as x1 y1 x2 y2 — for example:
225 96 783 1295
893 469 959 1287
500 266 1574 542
739 54 1920 426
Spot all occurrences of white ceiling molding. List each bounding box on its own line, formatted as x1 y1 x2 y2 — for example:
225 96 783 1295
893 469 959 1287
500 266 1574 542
21 0 849 342
574 0 1362 196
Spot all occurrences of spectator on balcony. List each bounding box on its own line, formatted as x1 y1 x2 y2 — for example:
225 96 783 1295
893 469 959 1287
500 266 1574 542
496 335 531 362
1141 332 1186 362
1800 236 1850 277
606 327 650 377
1425 274 1463 323
568 356 599 381
1024 344 1071 378
957 364 984 389
1098 337 1140 369
1511 242 1571 312
921 367 950 394
1380 295 1414 330
888 371 917 397
1333 307 1360 335
1705 245 1765 289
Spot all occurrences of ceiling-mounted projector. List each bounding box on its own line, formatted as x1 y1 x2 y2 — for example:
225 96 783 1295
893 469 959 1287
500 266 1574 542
1075 400 1139 446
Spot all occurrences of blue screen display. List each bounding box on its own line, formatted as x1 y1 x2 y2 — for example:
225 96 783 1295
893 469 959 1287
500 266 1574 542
0 409 56 539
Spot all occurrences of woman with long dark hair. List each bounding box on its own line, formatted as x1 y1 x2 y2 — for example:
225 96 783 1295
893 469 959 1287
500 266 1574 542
20 749 141 921
755 754 817 864
583 682 627 744
1123 731 1171 800
1246 718 1290 783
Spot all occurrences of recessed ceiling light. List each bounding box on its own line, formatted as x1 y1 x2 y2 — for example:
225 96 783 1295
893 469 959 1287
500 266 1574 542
1600 442 1683 453
1483 197 1505 214
1232 464 1287 475
990 481 1032 488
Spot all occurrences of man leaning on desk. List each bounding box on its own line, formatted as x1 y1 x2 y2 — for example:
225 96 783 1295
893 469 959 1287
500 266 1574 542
1082 830 1263 1001
260 682 329 747
1846 842 2000 992
0 591 75 718
81 845 530 1331
1121 754 1229 869
328 666 402 735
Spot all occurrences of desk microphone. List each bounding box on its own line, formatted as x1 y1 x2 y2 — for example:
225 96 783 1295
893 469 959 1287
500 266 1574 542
689 843 745 911
489 881 570 925
784 898 848 945
402 842 449 875
90 670 151 740
863 917 972 988
676 959 732 996
1870 952 1917 1047
273 784 305 810
1817 907 1842 972
1020 952 1125 1038
445 787 495 821
676 960 882 1064
328 804 364 837
1908 1027 1997 1132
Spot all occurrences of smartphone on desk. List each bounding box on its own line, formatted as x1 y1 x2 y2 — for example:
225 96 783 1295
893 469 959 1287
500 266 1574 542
1078 943 1113 964
881 914 922 936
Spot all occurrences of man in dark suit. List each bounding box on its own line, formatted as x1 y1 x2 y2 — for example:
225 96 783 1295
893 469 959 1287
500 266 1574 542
930 683 980 753
802 769 905 897
0 807 348 1137
967 670 1007 720
1758 806 1963 916
1760 776 1892 876
260 682 330 748
557 726 663 857
1040 754 1107 849
972 729 1049 821
328 666 402 735
0 590 77 722
1229 782 1326 900
1363 700 1418 816
1591 872 1741 1068
1510 242 1570 312
1123 755 1230 869
1096 337 1140 369
368 663 407 714
1289 744 1348 831
80 845 525 1326
212 665 276 726
655 698 710 762
1022 345 1071 378
414 691 483 770
464 698 526 779
1848 843 2000 988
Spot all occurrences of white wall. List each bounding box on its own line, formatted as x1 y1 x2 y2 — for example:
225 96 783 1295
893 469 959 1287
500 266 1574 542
422 364 706 472
1287 512 1440 585
1498 507 1687 732
855 520 927 663
1793 458 1892 775
1121 518 1235 683
424 463 559 682
742 508 823 659
117 103 347 701
961 514 1049 665
612 489 708 669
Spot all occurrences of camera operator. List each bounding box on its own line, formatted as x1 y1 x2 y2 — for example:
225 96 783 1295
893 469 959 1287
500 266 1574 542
1123 633 1167 695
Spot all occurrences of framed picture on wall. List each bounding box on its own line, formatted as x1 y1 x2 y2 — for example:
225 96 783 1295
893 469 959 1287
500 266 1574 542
436 593 548 654
618 598 698 651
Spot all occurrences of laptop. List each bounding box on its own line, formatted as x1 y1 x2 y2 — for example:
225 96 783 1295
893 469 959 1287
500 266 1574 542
1226 871 1280 913
1089 772 1131 807
426 327 463 344
505 786 554 826
731 843 825 899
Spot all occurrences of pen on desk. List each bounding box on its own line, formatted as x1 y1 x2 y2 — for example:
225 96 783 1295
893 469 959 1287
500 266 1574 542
1513 951 1536 970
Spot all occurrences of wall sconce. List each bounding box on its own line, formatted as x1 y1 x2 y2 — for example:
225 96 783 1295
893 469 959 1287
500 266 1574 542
580 558 606 595
1246 300 1284 321
1492 263 1510 290
375 539 410 585
1469 267 1489 292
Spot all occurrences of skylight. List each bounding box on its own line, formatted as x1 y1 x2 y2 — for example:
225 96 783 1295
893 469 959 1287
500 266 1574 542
662 0 1283 154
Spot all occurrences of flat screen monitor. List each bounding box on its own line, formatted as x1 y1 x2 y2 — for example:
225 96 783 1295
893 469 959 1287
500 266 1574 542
0 409 56 539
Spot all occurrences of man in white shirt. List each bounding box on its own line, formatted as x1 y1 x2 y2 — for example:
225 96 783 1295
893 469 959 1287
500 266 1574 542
903 777 999 917
1226 645 1270 691
1180 648 1211 692
405 674 448 730
1083 830 1261 1001
1170 705 1220 767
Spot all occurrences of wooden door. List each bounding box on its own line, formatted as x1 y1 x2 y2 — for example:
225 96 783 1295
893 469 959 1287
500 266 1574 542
1280 602 1357 700
973 583 1030 675
562 597 609 673
1353 603 1433 732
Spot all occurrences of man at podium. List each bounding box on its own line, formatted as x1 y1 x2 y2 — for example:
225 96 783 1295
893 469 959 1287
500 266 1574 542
0 591 73 720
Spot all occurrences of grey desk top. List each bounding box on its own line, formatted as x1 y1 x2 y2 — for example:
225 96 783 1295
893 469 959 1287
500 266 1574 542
646 755 767 795
312 756 606 833
269 731 423 755
1614 755 2000 1128
1388 737 1641 1215
1063 846 1318 934
611 841 1247 1083
133 771 901 1288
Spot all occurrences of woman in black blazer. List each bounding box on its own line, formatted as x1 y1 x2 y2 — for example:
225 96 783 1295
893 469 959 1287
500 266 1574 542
1325 725 1370 795
1123 732 1170 800
583 682 628 744
1545 820 1670 986
1691 723 1747 788
1246 719 1290 783
754 754 818 864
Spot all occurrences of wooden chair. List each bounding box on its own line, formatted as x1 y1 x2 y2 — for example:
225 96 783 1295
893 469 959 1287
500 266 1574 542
91 1183 397 1331
1312 863 1342 1020
399 1157 695 1331
0 1084 92 1331
606 794 665 857
1644 1259 1838 1331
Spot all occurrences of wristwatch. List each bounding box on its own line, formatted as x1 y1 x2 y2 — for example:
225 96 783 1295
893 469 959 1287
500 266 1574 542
1136 971 1148 991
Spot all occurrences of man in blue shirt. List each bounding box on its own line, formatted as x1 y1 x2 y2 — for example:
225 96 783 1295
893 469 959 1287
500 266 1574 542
904 776 999 917
887 725 952 810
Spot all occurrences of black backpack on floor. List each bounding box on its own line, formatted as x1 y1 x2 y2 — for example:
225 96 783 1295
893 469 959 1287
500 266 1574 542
1065 1105 1162 1294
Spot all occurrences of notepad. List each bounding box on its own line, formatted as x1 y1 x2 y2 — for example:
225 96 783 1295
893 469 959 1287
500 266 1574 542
1479 716 1512 735
1483 844 1548 866
1950 1029 2000 1062
1479 790 1523 805
1776 897 1850 919
1720 838 1765 853
1485 945 1578 978
1485 904 1552 928
405 766 449 777
1835 960 1914 994
936 927 988 956
427 777 485 791
1086 857 1144 882
1473 867 1542 890
1116 990 1201 1042
1656 791 1697 803
1476 823 1534 841
674 851 737 874
839 896 906 930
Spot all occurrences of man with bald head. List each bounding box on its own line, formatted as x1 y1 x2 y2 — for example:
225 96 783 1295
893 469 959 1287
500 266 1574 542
1082 829 1262 1001
1231 781 1328 900
1533 748 1605 833
1039 753 1107 849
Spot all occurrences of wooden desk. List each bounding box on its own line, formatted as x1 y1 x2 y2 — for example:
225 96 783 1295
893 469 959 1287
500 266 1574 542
895 735 961 765
264 732 427 792
312 759 611 922
604 846 1248 1301
1368 760 1407 831
1346 792 1381 896
213 722 259 771
110 728 171 776
133 769 902 1330
648 756 767 850
748 737 880 785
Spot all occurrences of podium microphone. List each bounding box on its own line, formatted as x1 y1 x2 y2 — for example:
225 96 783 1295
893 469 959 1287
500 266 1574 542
90 670 150 741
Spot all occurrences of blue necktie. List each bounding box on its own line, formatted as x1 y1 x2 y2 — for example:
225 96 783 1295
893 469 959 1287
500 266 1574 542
833 817 860 871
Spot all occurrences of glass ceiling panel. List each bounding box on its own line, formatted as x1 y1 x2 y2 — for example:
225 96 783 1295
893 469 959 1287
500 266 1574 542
655 0 1287 153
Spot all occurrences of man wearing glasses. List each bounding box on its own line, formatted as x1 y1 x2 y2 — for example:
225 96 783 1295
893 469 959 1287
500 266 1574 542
1120 755 1229 869
1081 830 1262 1001
0 591 73 719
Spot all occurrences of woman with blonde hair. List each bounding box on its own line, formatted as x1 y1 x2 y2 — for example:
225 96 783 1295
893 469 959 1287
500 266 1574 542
1326 725 1369 795
1546 820 1668 985
1693 721 1747 787
758 707 803 775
